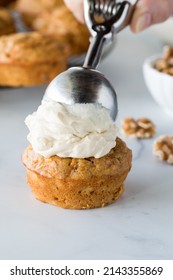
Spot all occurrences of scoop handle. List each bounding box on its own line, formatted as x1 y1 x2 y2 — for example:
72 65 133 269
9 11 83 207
115 0 139 33
83 31 106 69
83 2 128 69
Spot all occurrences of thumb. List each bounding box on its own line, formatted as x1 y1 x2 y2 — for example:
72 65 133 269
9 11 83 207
131 0 173 33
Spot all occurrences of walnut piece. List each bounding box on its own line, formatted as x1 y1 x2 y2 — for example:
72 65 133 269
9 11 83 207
154 46 173 76
153 135 173 164
121 117 156 139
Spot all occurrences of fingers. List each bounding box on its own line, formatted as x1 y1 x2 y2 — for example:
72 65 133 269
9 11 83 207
63 0 173 31
131 0 173 32
64 0 84 23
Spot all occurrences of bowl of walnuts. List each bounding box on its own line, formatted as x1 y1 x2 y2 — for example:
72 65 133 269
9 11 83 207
143 46 173 117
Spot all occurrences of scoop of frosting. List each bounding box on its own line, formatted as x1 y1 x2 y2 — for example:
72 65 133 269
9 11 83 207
25 100 118 158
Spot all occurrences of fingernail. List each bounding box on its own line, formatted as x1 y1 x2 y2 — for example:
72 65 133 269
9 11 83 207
135 13 151 32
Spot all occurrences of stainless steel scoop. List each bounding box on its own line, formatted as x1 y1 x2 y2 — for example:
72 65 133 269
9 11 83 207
44 0 138 120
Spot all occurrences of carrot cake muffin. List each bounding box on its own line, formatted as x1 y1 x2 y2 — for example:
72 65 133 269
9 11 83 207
32 5 90 56
0 0 15 6
0 7 15 35
0 32 67 86
15 0 63 26
22 101 132 210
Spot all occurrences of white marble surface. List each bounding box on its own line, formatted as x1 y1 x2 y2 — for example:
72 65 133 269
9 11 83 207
0 29 173 260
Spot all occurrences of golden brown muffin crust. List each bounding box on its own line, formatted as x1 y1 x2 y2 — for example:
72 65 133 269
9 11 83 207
0 7 15 35
0 59 66 86
32 5 90 55
15 0 63 12
0 32 66 64
39 0 63 10
22 137 132 209
33 5 88 37
26 169 125 209
15 0 63 17
0 31 67 86
22 137 132 180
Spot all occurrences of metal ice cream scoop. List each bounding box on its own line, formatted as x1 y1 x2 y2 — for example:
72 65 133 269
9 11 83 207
44 0 138 120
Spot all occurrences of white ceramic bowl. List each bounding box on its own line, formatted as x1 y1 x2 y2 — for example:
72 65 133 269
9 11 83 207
143 54 173 117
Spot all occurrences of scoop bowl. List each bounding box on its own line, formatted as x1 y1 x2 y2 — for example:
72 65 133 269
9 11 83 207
44 67 118 120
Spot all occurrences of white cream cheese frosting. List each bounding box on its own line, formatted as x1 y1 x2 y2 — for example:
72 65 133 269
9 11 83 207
25 100 118 158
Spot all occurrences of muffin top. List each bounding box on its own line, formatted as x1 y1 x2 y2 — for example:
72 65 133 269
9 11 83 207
39 0 63 10
15 0 63 15
0 32 66 64
0 7 15 32
33 5 89 40
22 137 132 180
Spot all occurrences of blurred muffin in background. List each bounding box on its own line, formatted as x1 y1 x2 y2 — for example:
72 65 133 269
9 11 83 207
32 5 90 56
0 7 16 35
0 0 15 6
0 32 67 87
15 0 63 26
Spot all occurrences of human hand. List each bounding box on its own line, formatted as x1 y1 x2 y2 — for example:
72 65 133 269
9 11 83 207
131 0 173 32
64 0 173 32
64 0 84 23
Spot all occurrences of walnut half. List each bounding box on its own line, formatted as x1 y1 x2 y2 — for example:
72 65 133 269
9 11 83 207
154 46 173 76
121 117 156 139
153 135 173 165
